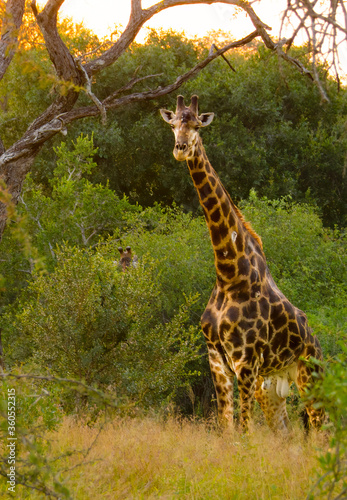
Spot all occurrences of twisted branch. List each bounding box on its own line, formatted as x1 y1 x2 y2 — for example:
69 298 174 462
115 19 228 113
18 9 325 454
0 0 25 80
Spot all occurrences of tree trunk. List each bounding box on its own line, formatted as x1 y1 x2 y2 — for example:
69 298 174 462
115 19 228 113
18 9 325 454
0 154 37 240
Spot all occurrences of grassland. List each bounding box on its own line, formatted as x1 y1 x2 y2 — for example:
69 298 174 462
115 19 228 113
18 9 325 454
12 416 329 499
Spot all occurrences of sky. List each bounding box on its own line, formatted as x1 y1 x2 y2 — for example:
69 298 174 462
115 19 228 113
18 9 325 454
57 0 287 42
52 0 346 74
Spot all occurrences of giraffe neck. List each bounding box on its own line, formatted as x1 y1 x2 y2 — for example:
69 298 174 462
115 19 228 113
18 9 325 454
187 139 263 288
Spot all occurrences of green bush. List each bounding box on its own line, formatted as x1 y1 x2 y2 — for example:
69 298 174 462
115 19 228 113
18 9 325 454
241 191 346 311
307 342 347 499
4 246 201 411
114 204 214 320
0 371 70 498
20 135 141 259
13 31 345 227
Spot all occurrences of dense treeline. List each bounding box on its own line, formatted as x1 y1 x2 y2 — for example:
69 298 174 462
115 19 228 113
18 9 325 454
1 28 346 227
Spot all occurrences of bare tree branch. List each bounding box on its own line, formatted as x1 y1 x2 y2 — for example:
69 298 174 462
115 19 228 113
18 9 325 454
31 0 78 82
0 30 260 170
82 0 315 92
209 43 236 72
300 0 347 35
104 70 164 103
84 0 266 76
39 0 65 19
131 0 143 19
281 0 347 99
27 0 83 133
75 57 107 125
0 0 25 80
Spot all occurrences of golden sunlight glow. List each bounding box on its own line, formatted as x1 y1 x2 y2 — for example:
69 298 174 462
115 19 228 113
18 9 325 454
57 0 286 42
39 0 345 73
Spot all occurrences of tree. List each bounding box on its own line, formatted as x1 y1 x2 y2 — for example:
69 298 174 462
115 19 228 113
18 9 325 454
20 135 140 260
0 0 345 244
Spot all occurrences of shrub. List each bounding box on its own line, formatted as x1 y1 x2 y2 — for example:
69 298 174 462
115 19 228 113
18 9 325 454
307 342 347 500
4 246 201 411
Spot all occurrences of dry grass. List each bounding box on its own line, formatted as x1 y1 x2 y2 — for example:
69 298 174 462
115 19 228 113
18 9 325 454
15 416 327 499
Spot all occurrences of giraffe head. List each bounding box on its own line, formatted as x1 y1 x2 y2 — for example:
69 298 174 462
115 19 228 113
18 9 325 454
118 246 137 271
160 95 214 161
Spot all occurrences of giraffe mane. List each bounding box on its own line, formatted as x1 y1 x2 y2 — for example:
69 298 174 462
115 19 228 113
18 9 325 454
243 219 263 249
224 187 263 249
195 138 263 249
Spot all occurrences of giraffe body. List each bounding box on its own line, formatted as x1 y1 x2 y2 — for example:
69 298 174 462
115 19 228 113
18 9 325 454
160 95 324 432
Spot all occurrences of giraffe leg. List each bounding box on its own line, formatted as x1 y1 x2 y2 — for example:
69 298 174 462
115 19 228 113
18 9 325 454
234 364 259 432
296 354 324 429
207 345 234 429
254 376 291 432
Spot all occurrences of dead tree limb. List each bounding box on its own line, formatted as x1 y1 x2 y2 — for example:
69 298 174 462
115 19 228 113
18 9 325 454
0 0 25 80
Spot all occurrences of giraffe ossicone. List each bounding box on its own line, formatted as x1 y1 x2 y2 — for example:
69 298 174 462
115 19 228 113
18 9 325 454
160 94 324 433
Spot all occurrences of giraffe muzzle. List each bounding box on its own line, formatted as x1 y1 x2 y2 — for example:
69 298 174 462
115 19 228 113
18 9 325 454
174 142 189 161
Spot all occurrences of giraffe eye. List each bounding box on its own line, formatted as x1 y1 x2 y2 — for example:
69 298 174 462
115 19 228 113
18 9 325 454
195 125 200 130
170 124 175 129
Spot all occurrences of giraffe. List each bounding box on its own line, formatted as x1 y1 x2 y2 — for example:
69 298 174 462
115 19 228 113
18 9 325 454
117 246 138 272
160 95 324 432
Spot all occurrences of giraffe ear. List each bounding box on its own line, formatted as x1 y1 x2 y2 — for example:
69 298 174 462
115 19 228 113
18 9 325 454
199 113 214 127
160 109 175 123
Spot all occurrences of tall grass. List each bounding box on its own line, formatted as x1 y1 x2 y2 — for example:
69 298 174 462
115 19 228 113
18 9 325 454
13 416 327 499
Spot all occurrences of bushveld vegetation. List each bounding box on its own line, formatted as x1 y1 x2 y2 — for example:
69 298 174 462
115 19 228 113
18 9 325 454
0 21 346 500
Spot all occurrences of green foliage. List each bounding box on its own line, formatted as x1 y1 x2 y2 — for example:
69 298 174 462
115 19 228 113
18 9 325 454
2 182 345 414
181 47 347 226
4 29 339 227
1 117 345 421
307 343 347 500
115 204 214 319
0 373 71 499
4 245 201 410
0 17 345 499
241 191 346 357
20 135 141 259
53 134 98 180
0 48 53 147
0 180 45 310
0 134 139 312
75 38 346 226
241 192 346 301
